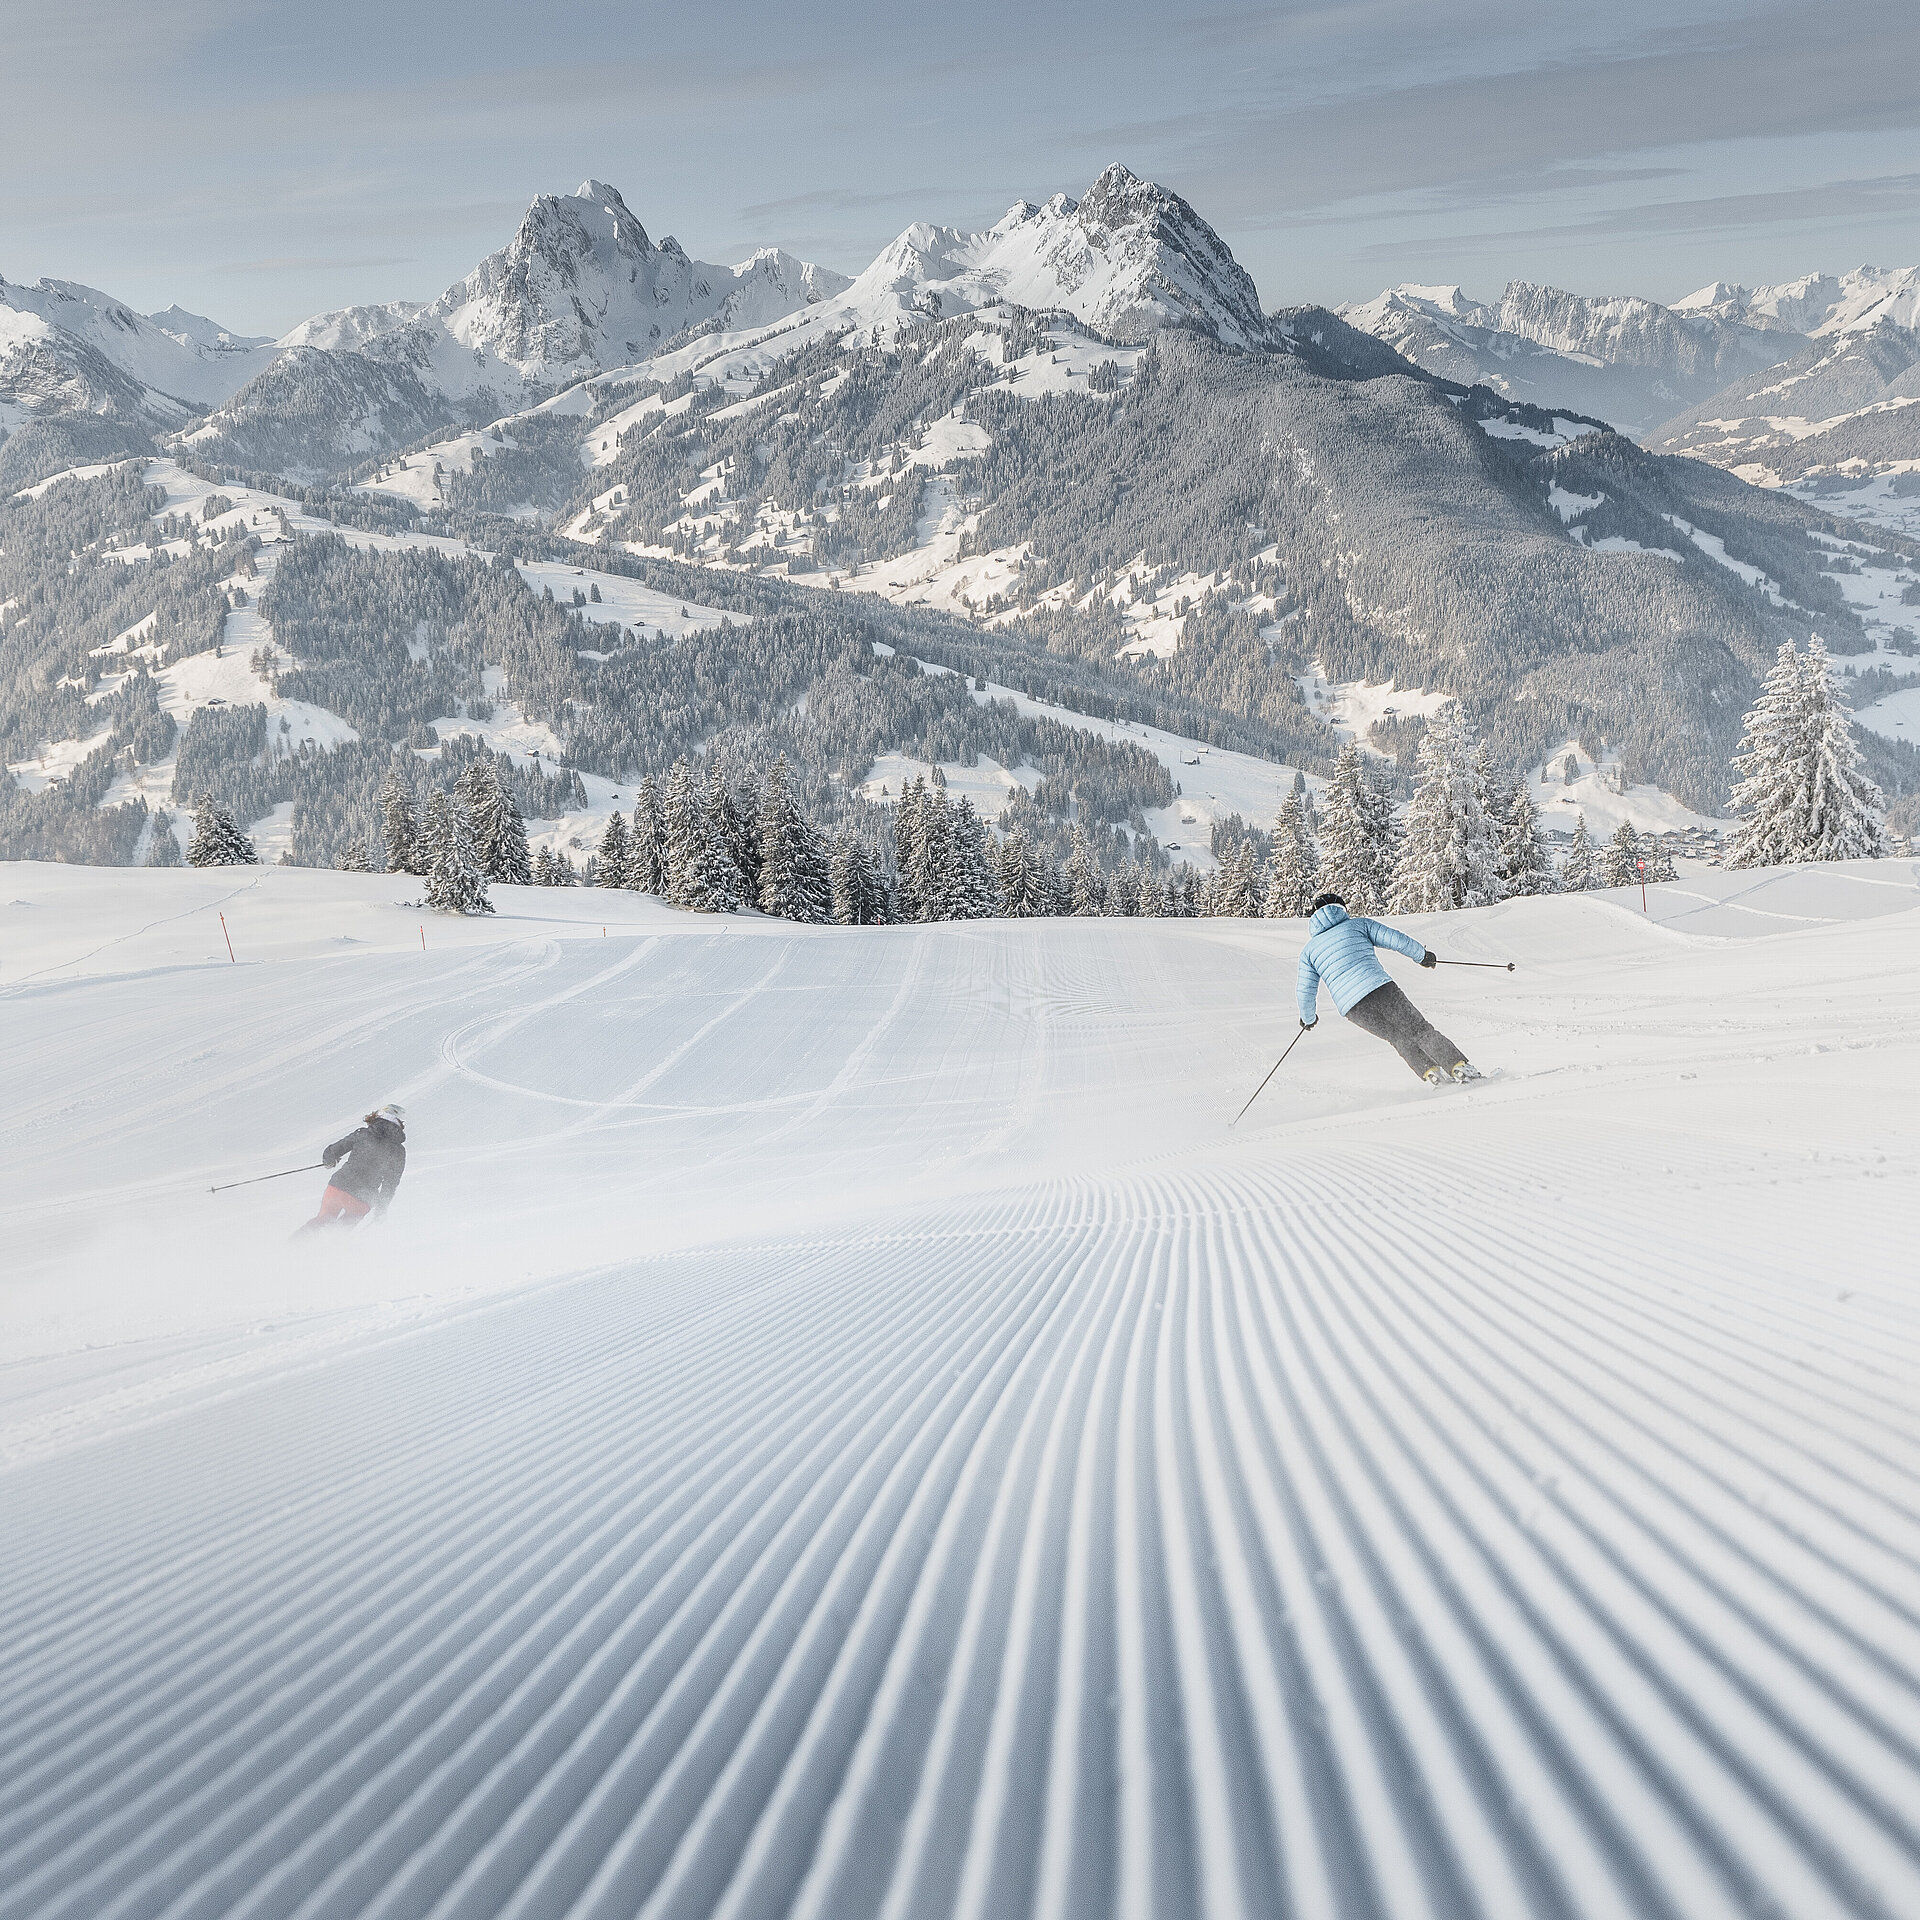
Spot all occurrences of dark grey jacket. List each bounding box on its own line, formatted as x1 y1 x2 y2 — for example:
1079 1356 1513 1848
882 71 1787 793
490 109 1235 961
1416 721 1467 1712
322 1115 406 1208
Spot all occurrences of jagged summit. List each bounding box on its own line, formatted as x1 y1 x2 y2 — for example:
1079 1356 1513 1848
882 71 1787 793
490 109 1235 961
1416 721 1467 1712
1675 265 1920 337
797 163 1273 353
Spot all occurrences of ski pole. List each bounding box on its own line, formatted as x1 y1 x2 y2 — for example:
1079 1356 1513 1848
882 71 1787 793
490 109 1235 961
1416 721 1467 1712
1230 1023 1310 1128
1435 959 1515 971
209 1163 324 1195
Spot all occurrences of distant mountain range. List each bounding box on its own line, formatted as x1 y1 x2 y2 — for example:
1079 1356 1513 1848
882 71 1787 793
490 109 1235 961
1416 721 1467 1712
1336 269 1920 521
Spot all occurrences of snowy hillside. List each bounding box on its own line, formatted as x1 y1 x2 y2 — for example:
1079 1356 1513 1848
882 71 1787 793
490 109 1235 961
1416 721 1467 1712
2 860 1917 1917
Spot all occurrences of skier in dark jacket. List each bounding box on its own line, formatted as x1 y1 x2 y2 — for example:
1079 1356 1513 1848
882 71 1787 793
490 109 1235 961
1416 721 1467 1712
1297 895 1482 1084
300 1104 407 1229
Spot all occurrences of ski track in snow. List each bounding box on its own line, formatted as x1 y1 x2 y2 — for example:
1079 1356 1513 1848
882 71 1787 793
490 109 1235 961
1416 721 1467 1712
1 863 1918 1919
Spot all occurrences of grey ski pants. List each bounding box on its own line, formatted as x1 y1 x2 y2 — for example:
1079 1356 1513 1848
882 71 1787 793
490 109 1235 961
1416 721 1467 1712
1342 980 1465 1080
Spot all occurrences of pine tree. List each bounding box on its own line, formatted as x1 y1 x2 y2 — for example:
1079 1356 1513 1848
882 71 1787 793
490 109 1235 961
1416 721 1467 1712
456 760 532 886
1064 824 1106 915
1390 706 1502 913
665 758 741 911
187 793 258 867
1263 792 1319 917
147 809 183 867
1603 819 1644 889
947 798 998 918
1561 813 1600 891
596 811 631 887
1726 639 1887 867
992 827 1048 917
1213 838 1261 916
708 763 761 900
1315 746 1382 911
339 840 371 873
757 754 831 922
627 773 666 894
830 830 887 925
1107 863 1141 917
422 791 493 914
379 766 422 875
1496 781 1557 897
533 846 557 885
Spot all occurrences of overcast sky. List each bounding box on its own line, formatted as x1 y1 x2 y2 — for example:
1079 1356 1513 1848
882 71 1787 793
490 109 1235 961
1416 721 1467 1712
5 0 1918 335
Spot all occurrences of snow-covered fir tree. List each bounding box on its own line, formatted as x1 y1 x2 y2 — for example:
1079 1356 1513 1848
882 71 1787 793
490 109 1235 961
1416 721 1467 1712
993 826 1049 917
757 754 832 922
1603 819 1644 889
947 798 998 919
187 793 258 867
147 810 183 867
1561 814 1600 890
1263 791 1319 917
1495 780 1557 897
339 840 372 873
829 830 889 925
896 776 960 921
533 846 557 885
1107 864 1140 917
379 767 422 876
1064 823 1106 915
422 791 493 915
1389 706 1501 912
708 763 762 901
665 757 742 911
627 773 666 894
1214 837 1262 916
456 760 532 887
1725 639 1887 867
595 811 630 888
1314 745 1386 911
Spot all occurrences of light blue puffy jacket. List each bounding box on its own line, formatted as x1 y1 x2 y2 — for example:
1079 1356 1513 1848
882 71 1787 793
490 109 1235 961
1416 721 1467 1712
1296 903 1428 1023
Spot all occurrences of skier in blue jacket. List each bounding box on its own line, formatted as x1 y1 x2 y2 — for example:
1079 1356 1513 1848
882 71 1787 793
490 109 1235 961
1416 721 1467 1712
1297 894 1482 1084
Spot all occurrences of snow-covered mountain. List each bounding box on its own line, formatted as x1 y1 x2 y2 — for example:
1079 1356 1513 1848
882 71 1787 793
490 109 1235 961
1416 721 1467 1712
187 180 851 475
830 163 1271 348
1338 281 1791 434
289 181 849 398
181 167 1278 481
1675 265 1920 338
0 275 278 413
0 274 283 487
1648 321 1920 485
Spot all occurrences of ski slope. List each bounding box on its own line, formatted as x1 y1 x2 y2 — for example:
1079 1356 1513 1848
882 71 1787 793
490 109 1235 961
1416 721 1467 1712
2 861 1918 1920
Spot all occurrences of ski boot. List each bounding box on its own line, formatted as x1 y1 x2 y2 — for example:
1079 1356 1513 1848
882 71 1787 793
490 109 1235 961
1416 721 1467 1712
1450 1060 1483 1084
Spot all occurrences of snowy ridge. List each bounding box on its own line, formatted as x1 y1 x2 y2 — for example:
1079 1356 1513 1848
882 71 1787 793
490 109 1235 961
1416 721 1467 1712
2 864 1918 1917
1676 267 1920 338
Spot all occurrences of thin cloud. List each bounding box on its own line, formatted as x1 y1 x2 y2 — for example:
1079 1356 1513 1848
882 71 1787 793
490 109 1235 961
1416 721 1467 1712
1354 171 1920 259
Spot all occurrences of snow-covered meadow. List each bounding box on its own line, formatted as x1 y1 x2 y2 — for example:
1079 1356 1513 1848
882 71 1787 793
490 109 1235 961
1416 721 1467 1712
2 860 1917 1917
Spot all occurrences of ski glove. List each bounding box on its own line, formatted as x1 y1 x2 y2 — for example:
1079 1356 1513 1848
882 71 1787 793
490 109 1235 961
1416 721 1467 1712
1420 950 1437 968
1299 1017 1317 1030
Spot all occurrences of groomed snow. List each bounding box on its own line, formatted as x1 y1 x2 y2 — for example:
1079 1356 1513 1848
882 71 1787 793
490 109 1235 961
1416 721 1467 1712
2 859 1917 1918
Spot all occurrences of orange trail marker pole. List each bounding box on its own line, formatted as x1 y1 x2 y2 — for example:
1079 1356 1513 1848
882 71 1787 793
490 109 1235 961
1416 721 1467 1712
420 925 426 951
219 913 236 963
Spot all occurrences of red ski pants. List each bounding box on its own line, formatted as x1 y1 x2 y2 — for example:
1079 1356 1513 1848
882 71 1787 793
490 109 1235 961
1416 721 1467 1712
307 1184 370 1228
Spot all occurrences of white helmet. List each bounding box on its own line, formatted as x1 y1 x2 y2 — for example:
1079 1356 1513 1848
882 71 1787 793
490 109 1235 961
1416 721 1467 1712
378 1102 405 1121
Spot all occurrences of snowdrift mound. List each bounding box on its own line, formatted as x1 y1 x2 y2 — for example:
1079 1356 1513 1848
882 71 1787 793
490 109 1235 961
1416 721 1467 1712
2 861 1917 1918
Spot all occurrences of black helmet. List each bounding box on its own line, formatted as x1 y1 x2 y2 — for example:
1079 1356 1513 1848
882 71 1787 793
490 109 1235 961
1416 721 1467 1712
1309 892 1346 913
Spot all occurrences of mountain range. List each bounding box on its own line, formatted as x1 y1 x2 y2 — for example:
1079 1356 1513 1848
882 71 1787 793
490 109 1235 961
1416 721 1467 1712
1336 269 1920 521
5 163 1919 875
